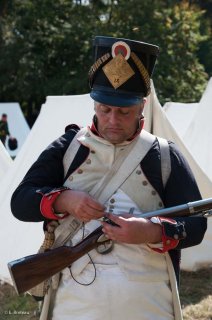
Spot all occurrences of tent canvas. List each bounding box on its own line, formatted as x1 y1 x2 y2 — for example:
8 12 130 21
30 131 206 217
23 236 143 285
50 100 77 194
183 78 212 181
163 102 199 137
144 82 212 199
0 103 30 157
144 83 212 271
162 77 212 182
0 94 94 284
0 140 12 180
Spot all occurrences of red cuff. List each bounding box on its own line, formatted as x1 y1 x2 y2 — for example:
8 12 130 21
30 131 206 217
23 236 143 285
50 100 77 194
39 188 70 220
152 217 179 253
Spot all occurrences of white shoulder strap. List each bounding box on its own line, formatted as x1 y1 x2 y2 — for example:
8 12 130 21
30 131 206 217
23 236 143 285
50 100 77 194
157 137 171 188
95 130 155 203
63 127 87 180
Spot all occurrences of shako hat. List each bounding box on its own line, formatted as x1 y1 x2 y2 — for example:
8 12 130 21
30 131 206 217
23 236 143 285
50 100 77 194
89 36 159 107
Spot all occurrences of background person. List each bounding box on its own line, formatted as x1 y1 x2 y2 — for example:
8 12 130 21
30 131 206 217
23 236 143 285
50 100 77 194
0 113 10 146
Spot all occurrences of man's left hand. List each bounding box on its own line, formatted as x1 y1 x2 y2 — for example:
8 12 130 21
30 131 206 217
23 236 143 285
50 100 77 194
101 213 162 244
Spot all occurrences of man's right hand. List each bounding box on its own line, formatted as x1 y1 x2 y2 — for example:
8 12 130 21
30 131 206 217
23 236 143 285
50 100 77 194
53 190 105 223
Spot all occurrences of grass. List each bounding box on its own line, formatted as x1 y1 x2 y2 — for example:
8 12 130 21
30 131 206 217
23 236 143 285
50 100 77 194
0 281 40 320
0 268 211 319
180 268 212 320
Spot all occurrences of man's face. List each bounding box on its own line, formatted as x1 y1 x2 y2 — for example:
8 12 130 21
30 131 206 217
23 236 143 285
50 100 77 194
2 116 7 122
94 102 144 144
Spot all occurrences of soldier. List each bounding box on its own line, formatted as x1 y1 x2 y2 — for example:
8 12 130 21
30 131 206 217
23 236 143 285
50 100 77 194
11 36 207 320
0 113 10 146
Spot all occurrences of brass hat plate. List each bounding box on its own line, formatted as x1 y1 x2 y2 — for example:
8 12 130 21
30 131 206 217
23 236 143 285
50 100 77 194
103 53 135 89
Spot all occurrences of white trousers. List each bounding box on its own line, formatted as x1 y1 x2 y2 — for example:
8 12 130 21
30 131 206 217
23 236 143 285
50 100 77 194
52 263 174 320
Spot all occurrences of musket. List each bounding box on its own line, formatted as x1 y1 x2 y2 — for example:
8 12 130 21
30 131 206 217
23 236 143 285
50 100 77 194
8 198 212 295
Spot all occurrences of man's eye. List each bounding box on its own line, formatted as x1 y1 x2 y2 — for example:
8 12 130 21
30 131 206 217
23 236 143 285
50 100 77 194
120 110 129 115
101 106 110 113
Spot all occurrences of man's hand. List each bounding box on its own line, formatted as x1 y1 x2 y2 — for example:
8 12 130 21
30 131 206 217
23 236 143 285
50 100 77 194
101 213 162 244
53 190 105 222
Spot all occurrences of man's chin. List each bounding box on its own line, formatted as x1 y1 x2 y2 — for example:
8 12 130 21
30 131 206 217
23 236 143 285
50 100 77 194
99 130 127 144
105 135 126 144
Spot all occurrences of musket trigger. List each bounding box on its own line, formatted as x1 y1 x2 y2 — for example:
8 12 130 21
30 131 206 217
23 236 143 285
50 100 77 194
96 234 114 254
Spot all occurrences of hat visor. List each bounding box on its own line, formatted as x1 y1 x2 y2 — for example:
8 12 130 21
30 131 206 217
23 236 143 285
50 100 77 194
90 89 143 107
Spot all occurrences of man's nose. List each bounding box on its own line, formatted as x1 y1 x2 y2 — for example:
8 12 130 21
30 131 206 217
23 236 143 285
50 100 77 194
108 111 120 124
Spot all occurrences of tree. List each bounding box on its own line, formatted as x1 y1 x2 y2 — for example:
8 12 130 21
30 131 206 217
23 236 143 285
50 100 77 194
189 0 212 77
0 0 96 125
94 0 209 103
0 0 210 125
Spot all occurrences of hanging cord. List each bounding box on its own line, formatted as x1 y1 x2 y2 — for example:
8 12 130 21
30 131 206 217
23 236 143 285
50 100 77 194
69 223 97 286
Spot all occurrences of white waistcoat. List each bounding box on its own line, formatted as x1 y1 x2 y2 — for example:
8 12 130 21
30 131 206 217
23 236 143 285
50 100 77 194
52 128 182 320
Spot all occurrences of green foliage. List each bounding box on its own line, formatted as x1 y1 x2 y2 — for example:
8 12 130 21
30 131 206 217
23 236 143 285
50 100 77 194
97 0 209 103
0 0 96 124
152 2 209 103
0 0 210 124
0 282 39 320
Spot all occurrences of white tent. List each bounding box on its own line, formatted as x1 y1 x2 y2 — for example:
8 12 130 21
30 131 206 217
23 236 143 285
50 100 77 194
0 103 30 157
0 87 211 285
161 78 212 270
0 140 12 180
0 94 94 284
144 83 212 199
144 83 212 271
183 78 212 181
163 102 198 137
163 78 212 182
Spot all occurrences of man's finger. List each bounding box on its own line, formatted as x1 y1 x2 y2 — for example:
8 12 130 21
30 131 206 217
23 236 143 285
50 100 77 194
108 213 125 222
86 198 105 211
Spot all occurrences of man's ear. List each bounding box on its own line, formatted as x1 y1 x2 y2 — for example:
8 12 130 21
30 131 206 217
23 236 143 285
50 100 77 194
143 97 147 105
140 98 147 116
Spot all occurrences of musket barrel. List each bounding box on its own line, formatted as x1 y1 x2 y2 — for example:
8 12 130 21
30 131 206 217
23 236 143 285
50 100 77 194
140 198 212 219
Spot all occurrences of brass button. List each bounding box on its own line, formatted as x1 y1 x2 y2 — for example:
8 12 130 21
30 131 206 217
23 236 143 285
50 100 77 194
151 190 157 195
174 234 179 240
136 170 142 175
142 180 148 186
77 169 83 174
69 176 73 181
166 240 171 245
86 159 91 164
110 198 115 204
